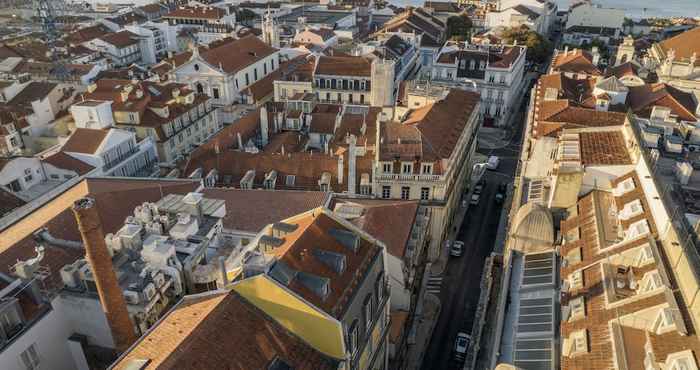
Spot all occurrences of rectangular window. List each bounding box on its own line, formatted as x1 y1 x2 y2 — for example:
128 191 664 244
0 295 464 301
402 163 412 174
245 73 250 86
254 68 258 81
401 186 410 200
569 296 585 320
382 163 392 173
212 88 220 99
348 323 359 356
421 163 432 174
382 186 391 199
421 187 430 200
19 343 40 370
24 174 33 183
362 295 373 332
263 63 267 74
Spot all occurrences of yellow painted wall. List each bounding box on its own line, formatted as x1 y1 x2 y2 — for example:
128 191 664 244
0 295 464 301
232 275 346 360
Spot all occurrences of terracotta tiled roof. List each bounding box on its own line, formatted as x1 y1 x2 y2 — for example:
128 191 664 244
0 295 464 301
533 73 626 137
381 89 480 163
578 131 632 166
606 61 640 79
315 55 372 77
310 112 338 135
100 31 139 48
242 55 313 103
200 188 329 233
198 35 277 75
65 24 111 44
164 5 227 20
627 83 698 122
657 27 700 66
552 49 601 76
270 210 382 318
42 151 95 175
332 198 418 258
0 187 25 217
61 128 108 154
8 82 57 107
112 289 337 370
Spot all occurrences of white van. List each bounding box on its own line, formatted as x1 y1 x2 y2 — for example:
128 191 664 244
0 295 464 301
486 156 500 170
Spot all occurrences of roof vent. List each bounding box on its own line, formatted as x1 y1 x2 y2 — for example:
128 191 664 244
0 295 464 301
271 221 298 237
313 249 346 274
269 261 297 286
329 228 360 253
259 235 285 251
297 271 330 300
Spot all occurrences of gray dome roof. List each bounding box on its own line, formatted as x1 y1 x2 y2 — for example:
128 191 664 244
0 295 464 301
511 202 554 253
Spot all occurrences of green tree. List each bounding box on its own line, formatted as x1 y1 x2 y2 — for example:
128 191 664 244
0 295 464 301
446 14 473 41
501 27 553 64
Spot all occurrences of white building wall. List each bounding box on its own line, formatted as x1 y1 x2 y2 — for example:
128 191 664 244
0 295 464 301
0 308 78 370
53 294 115 349
565 2 624 30
386 254 410 311
0 157 45 191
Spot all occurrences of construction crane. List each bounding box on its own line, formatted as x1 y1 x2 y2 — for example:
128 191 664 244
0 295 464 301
33 0 69 79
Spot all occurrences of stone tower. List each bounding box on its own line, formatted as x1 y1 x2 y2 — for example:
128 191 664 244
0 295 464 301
615 36 636 66
262 8 280 48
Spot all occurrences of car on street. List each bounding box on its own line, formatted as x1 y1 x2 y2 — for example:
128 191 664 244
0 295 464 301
486 156 500 170
474 180 485 194
450 241 464 257
495 192 504 204
462 199 468 208
454 332 471 358
470 193 481 205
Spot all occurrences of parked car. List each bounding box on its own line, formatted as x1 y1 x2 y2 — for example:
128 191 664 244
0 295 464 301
495 193 504 204
450 241 464 257
462 199 468 208
470 193 481 205
486 156 500 170
454 332 471 357
474 180 485 194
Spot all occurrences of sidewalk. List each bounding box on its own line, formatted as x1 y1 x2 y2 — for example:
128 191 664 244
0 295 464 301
404 293 441 370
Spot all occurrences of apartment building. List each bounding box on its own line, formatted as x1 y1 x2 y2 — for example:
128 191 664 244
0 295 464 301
431 42 527 126
60 127 158 177
374 7 447 68
84 31 143 67
0 154 93 202
562 0 625 46
74 79 220 164
110 206 390 370
313 55 397 107
330 197 431 367
373 85 480 256
162 5 237 46
549 47 603 78
498 0 559 36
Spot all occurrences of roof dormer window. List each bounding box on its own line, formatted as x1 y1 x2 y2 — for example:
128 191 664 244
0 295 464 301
626 219 650 240
614 178 635 196
620 199 644 220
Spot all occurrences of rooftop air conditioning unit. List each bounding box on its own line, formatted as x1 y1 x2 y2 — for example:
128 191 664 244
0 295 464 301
123 290 140 305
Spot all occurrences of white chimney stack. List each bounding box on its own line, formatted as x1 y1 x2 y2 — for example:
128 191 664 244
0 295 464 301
260 106 269 147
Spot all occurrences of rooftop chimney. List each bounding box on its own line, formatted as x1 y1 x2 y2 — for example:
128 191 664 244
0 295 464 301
72 197 137 353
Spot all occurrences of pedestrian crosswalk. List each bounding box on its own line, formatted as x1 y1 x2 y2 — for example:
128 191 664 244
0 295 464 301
426 276 443 294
